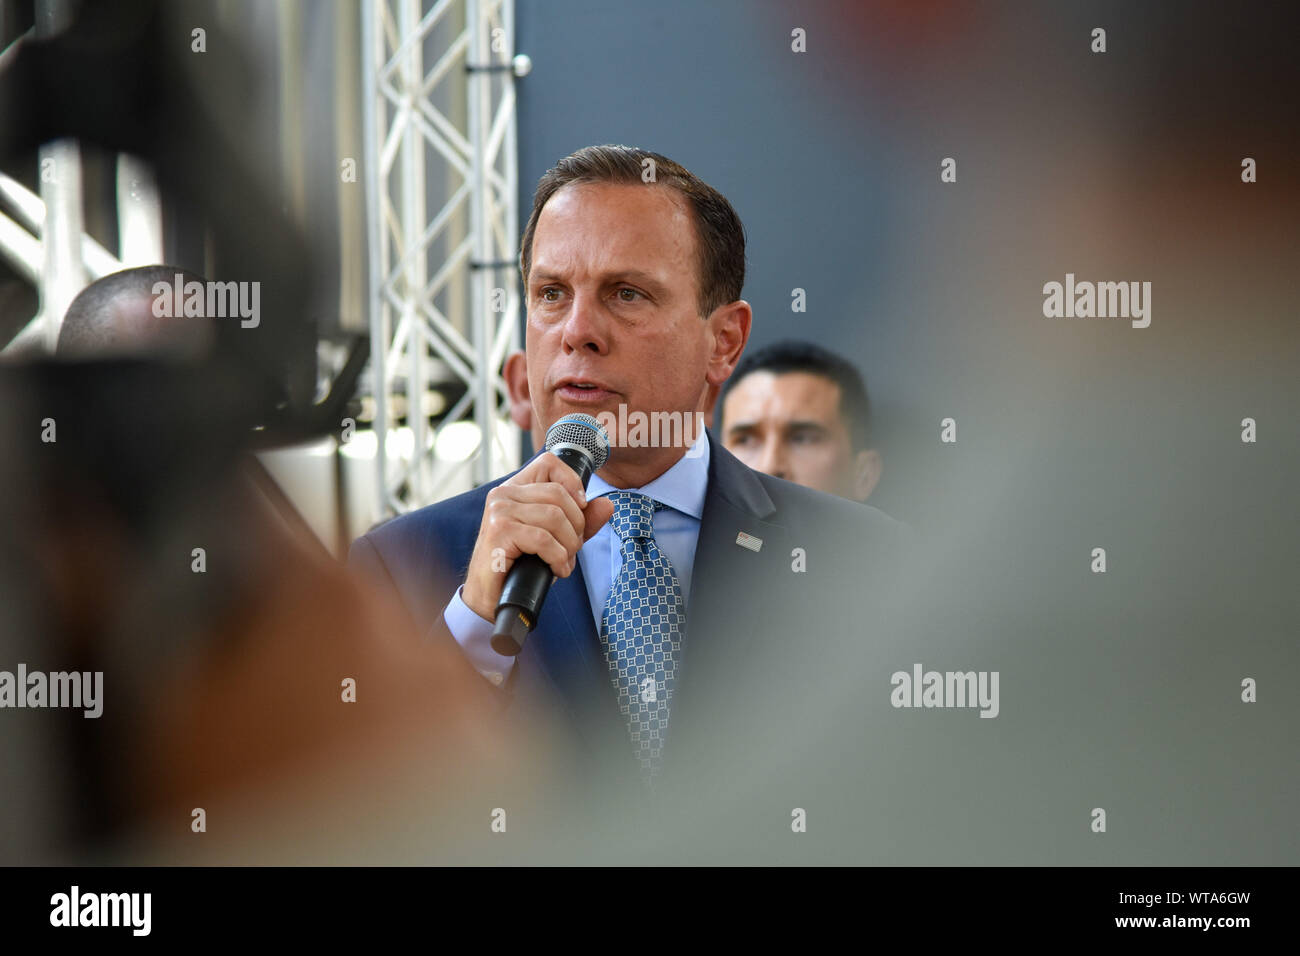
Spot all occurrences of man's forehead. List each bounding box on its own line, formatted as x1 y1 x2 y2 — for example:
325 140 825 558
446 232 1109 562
543 179 688 220
728 371 843 420
531 182 694 274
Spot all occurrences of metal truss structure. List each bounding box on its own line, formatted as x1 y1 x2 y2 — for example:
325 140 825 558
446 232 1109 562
362 0 526 518
0 158 162 355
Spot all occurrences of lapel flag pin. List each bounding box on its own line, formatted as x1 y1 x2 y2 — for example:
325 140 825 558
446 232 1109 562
735 531 763 553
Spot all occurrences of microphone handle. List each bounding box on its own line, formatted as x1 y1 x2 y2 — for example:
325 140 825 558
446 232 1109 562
489 446 597 656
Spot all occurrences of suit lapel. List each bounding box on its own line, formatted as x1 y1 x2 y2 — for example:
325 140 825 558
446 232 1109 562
527 558 635 769
669 439 792 749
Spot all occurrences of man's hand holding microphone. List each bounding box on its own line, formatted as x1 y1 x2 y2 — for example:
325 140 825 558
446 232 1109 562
460 414 614 655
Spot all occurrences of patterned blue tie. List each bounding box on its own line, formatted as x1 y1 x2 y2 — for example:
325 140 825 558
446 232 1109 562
599 491 686 782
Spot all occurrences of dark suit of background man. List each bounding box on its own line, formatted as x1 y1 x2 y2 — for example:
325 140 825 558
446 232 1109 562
350 145 907 830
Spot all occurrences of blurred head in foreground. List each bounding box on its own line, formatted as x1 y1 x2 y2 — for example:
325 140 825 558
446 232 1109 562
720 340 881 501
56 265 215 361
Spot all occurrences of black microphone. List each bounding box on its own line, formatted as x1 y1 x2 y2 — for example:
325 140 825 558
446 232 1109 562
490 413 611 656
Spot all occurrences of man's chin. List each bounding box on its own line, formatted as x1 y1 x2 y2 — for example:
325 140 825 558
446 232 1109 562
545 399 622 429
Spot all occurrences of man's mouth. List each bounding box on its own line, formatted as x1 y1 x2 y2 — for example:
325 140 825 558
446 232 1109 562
555 380 617 403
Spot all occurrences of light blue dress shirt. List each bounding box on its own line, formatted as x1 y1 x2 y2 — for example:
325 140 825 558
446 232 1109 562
443 429 711 686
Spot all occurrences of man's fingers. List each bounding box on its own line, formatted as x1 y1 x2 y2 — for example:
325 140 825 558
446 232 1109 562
513 524 573 577
501 482 585 538
510 452 587 508
507 503 582 556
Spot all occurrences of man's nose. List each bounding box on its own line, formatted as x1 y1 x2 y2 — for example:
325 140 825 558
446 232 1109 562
757 437 789 480
559 290 608 354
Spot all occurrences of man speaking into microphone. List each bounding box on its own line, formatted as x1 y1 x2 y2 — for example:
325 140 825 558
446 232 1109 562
349 145 907 828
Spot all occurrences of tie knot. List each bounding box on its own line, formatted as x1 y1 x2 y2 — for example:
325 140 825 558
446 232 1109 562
606 490 660 541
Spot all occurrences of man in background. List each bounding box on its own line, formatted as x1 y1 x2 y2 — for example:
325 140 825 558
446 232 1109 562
719 339 882 502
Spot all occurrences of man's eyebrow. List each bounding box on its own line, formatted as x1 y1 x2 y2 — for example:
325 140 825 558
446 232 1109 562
529 268 668 288
606 269 667 287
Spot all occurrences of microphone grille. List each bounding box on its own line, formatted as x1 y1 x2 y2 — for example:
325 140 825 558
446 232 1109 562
544 413 611 470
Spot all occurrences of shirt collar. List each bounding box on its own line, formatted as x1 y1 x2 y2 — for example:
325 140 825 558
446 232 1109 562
587 428 710 520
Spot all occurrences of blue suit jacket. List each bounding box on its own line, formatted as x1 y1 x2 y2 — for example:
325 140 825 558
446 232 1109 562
349 433 906 804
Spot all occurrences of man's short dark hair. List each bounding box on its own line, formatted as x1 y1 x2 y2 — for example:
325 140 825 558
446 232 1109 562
58 265 204 355
724 340 873 450
519 144 746 318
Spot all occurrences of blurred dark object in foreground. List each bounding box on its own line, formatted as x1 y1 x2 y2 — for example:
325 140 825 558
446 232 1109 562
0 358 530 863
0 0 318 421
0 0 534 863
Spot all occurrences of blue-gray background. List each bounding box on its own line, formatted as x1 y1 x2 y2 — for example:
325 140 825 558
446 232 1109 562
506 0 1299 864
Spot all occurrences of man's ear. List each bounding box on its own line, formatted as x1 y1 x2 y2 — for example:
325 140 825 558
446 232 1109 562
502 351 532 432
704 300 752 388
852 448 882 502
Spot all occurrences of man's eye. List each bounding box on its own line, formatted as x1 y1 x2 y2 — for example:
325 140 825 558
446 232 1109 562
616 287 641 302
539 288 560 302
